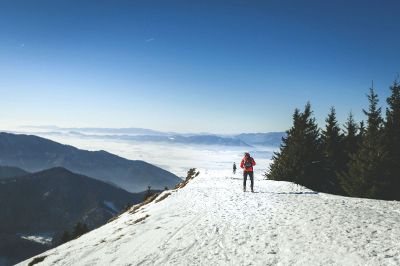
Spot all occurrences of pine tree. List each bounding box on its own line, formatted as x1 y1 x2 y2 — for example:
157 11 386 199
266 108 301 181
338 112 360 195
358 120 365 139
340 88 388 199
60 231 71 244
298 103 324 190
186 168 200 180
267 103 324 191
383 80 400 199
342 112 359 159
321 107 344 193
72 222 89 238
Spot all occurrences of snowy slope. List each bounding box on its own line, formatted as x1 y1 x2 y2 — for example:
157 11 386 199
18 169 400 266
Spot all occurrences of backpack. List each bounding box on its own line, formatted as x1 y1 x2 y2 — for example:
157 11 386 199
244 157 253 168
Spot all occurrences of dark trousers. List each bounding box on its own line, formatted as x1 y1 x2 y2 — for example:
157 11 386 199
243 171 254 190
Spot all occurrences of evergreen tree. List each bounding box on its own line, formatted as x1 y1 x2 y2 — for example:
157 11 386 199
186 168 200 180
72 222 89 238
57 224 89 245
340 88 388 199
342 112 360 158
267 103 324 191
266 108 301 182
358 120 365 139
343 113 363 169
338 113 361 195
383 80 400 199
321 107 344 193
60 231 71 244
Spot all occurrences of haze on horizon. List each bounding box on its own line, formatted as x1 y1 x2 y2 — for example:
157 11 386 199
1 1 400 134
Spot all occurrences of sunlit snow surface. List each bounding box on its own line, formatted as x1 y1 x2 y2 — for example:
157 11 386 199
18 168 400 266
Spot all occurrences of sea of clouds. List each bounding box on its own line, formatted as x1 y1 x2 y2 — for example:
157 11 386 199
29 132 276 178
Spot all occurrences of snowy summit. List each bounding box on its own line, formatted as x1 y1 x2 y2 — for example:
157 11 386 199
19 169 400 266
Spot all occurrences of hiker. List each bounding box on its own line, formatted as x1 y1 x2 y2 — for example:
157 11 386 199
233 162 237 174
240 152 256 192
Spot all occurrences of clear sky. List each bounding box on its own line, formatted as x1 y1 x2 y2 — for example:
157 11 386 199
1 0 399 134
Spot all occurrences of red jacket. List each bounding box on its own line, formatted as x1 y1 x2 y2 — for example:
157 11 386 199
240 156 256 172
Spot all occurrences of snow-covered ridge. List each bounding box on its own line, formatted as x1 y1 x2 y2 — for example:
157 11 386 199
19 170 400 266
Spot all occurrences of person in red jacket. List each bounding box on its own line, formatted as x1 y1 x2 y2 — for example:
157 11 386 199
240 152 256 192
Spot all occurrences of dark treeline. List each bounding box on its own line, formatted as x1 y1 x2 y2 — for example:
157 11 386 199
267 80 400 200
58 222 90 245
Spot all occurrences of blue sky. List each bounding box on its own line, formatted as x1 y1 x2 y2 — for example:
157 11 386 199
1 0 399 134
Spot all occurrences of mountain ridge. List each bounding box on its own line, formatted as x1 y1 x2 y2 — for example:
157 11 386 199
0 166 150 266
0 166 29 180
0 132 181 192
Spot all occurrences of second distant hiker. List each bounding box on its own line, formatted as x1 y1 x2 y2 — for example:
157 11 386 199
240 152 256 192
233 162 237 174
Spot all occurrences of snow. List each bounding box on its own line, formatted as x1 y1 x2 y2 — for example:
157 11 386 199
19 233 53 246
17 168 400 266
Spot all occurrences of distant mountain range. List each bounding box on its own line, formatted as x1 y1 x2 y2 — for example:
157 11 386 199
93 133 251 146
23 126 166 136
0 166 148 265
234 132 285 146
75 131 285 147
0 132 181 192
18 126 286 147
